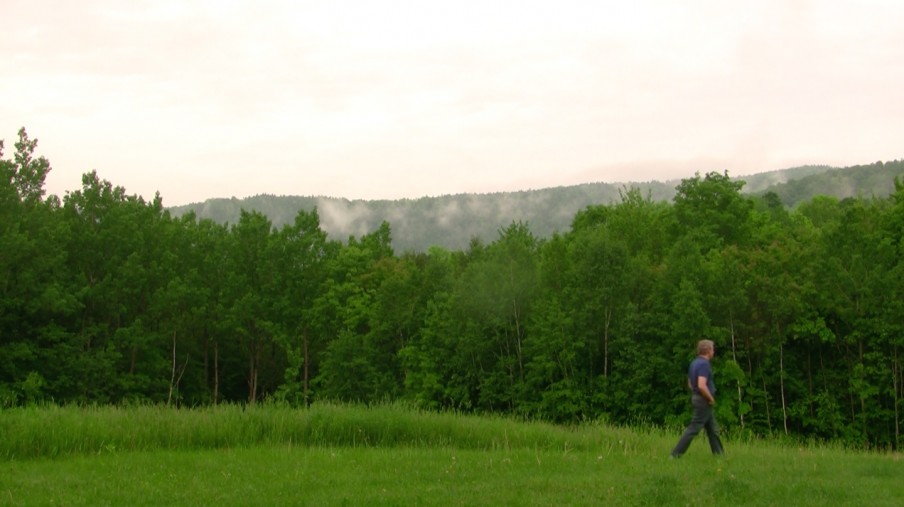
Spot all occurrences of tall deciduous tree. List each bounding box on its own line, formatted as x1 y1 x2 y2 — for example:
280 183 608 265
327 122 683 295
0 129 72 405
673 171 753 251
314 222 397 402
454 222 539 411
271 208 335 406
225 210 280 403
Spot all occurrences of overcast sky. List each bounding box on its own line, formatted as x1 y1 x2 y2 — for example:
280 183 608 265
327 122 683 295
3 0 903 206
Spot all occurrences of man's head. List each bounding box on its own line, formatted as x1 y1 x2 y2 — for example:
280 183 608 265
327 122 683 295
697 339 715 358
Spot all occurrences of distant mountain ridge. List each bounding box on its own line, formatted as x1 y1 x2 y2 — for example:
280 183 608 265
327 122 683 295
169 160 904 252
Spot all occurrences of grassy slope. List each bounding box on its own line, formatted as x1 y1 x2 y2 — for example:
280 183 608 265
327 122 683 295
1 404 901 506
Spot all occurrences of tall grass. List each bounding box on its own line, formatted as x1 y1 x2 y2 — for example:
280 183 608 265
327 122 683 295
0 402 649 460
2 404 903 505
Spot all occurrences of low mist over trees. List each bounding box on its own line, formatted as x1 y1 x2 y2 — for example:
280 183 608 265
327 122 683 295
4 127 904 448
170 161 904 252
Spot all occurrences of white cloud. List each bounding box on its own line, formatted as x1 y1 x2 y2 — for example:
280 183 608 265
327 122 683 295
2 0 902 205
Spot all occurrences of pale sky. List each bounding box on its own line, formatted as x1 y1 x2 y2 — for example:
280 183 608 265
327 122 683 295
3 0 902 206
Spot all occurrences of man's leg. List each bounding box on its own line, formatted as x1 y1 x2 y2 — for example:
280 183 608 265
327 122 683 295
671 396 710 457
704 413 724 455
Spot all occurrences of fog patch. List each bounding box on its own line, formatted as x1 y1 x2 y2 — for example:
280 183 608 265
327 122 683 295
385 204 409 228
436 199 462 227
317 198 375 239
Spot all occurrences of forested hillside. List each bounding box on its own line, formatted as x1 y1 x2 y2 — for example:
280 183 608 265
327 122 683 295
169 161 904 252
752 161 904 205
4 128 904 448
169 183 678 252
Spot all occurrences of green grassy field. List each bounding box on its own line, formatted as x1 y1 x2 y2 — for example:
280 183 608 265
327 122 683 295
1 404 901 506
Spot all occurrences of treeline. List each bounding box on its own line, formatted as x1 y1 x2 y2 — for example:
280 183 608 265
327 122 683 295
170 161 904 253
3 128 904 449
169 183 678 252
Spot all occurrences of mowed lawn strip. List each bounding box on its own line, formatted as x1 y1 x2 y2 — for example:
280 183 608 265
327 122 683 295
2 444 902 506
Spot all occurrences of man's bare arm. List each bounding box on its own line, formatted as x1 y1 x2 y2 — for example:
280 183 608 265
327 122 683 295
696 376 715 405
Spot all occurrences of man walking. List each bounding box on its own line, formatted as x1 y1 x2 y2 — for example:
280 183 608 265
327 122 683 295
671 339 724 458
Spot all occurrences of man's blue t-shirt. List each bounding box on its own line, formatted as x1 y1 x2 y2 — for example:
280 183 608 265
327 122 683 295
688 356 715 397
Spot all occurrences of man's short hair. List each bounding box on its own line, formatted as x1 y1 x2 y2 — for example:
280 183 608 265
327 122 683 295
697 340 714 355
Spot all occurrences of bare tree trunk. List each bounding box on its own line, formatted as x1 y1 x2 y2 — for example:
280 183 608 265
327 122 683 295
203 334 209 399
512 299 524 381
603 306 612 378
859 340 867 443
780 342 788 434
730 316 744 428
303 328 310 406
248 340 260 404
746 335 756 423
168 331 189 408
212 340 219 405
168 331 177 407
807 348 815 422
893 346 900 449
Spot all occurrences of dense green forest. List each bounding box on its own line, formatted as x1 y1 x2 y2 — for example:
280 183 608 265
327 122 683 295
3 128 904 449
